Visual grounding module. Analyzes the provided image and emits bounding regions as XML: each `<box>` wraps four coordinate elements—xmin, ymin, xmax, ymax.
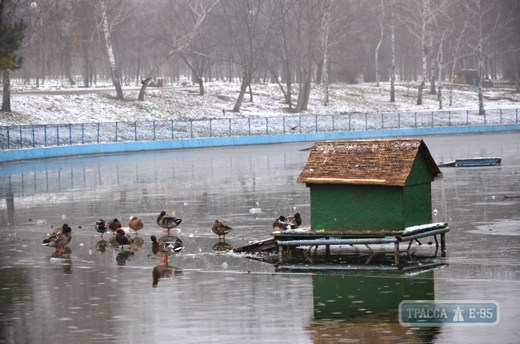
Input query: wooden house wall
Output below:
<box><xmin>403</xmin><ymin>183</ymin><xmax>432</xmax><ymax>227</ymax></box>
<box><xmin>310</xmin><ymin>184</ymin><xmax>404</xmax><ymax>231</ymax></box>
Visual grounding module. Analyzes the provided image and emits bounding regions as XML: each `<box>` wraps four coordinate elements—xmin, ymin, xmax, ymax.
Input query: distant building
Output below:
<box><xmin>453</xmin><ymin>69</ymin><xmax>493</xmax><ymax>87</ymax></box>
<box><xmin>297</xmin><ymin>139</ymin><xmax>442</xmax><ymax>233</ymax></box>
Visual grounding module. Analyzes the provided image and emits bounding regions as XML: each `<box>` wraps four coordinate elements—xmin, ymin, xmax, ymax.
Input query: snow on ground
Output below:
<box><xmin>1</xmin><ymin>79</ymin><xmax>519</xmax><ymax>126</ymax></box>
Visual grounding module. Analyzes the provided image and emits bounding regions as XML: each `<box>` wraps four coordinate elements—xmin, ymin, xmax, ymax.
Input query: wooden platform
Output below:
<box><xmin>439</xmin><ymin>157</ymin><xmax>501</xmax><ymax>167</ymax></box>
<box><xmin>234</xmin><ymin>224</ymin><xmax>449</xmax><ymax>265</ymax></box>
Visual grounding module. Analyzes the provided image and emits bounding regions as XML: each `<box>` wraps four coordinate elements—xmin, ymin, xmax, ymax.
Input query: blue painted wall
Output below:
<box><xmin>1</xmin><ymin>124</ymin><xmax>519</xmax><ymax>164</ymax></box>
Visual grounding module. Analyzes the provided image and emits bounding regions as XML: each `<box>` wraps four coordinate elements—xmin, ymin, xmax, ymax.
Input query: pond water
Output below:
<box><xmin>1</xmin><ymin>132</ymin><xmax>519</xmax><ymax>343</ymax></box>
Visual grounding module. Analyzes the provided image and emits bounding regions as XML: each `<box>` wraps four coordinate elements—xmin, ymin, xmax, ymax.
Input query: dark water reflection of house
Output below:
<box><xmin>309</xmin><ymin>272</ymin><xmax>440</xmax><ymax>343</ymax></box>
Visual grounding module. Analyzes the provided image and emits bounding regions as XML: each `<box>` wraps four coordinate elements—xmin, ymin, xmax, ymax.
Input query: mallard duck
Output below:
<box><xmin>272</xmin><ymin>216</ymin><xmax>291</xmax><ymax>231</ymax></box>
<box><xmin>43</xmin><ymin>224</ymin><xmax>73</xmax><ymax>254</ymax></box>
<box><xmin>129</xmin><ymin>216</ymin><xmax>144</xmax><ymax>235</ymax></box>
<box><xmin>211</xmin><ymin>219</ymin><xmax>233</xmax><ymax>241</ymax></box>
<box><xmin>157</xmin><ymin>211</ymin><xmax>182</xmax><ymax>236</ymax></box>
<box><xmin>95</xmin><ymin>219</ymin><xmax>107</xmax><ymax>237</ymax></box>
<box><xmin>108</xmin><ymin>218</ymin><xmax>122</xmax><ymax>234</ymax></box>
<box><xmin>150</xmin><ymin>235</ymin><xmax>184</xmax><ymax>265</ymax></box>
<box><xmin>286</xmin><ymin>213</ymin><xmax>302</xmax><ymax>229</ymax></box>
<box><xmin>115</xmin><ymin>228</ymin><xmax>134</xmax><ymax>251</ymax></box>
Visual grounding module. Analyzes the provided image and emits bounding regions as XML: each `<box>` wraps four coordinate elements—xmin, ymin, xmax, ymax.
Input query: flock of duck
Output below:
<box><xmin>41</xmin><ymin>210</ymin><xmax>303</xmax><ymax>266</ymax></box>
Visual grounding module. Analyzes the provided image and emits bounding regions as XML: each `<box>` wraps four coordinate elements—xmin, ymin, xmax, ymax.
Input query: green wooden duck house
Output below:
<box><xmin>297</xmin><ymin>139</ymin><xmax>442</xmax><ymax>233</ymax></box>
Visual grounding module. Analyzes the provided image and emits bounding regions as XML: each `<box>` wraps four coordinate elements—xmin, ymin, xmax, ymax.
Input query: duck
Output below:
<box><xmin>42</xmin><ymin>224</ymin><xmax>73</xmax><ymax>254</ymax></box>
<box><xmin>286</xmin><ymin>212</ymin><xmax>302</xmax><ymax>229</ymax></box>
<box><xmin>150</xmin><ymin>235</ymin><xmax>184</xmax><ymax>265</ymax></box>
<box><xmin>115</xmin><ymin>228</ymin><xmax>134</xmax><ymax>251</ymax></box>
<box><xmin>129</xmin><ymin>216</ymin><xmax>144</xmax><ymax>235</ymax></box>
<box><xmin>211</xmin><ymin>219</ymin><xmax>233</xmax><ymax>241</ymax></box>
<box><xmin>157</xmin><ymin>211</ymin><xmax>182</xmax><ymax>236</ymax></box>
<box><xmin>95</xmin><ymin>219</ymin><xmax>107</xmax><ymax>237</ymax></box>
<box><xmin>107</xmin><ymin>218</ymin><xmax>122</xmax><ymax>235</ymax></box>
<box><xmin>272</xmin><ymin>216</ymin><xmax>291</xmax><ymax>231</ymax></box>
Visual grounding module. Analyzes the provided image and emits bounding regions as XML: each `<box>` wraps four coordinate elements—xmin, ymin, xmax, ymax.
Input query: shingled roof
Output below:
<box><xmin>297</xmin><ymin>139</ymin><xmax>442</xmax><ymax>186</ymax></box>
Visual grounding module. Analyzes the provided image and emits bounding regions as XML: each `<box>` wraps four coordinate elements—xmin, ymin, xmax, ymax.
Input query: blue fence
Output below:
<box><xmin>1</xmin><ymin>108</ymin><xmax>519</xmax><ymax>151</ymax></box>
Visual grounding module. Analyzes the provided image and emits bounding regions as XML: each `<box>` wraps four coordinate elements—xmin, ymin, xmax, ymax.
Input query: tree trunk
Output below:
<box><xmin>64</xmin><ymin>51</ymin><xmax>75</xmax><ymax>86</ymax></box>
<box><xmin>477</xmin><ymin>0</ymin><xmax>485</xmax><ymax>115</ymax></box>
<box><xmin>323</xmin><ymin>56</ymin><xmax>329</xmax><ymax>105</ymax></box>
<box><xmin>514</xmin><ymin>58</ymin><xmax>519</xmax><ymax>93</ymax></box>
<box><xmin>295</xmin><ymin>65</ymin><xmax>312</xmax><ymax>112</ymax></box>
<box><xmin>375</xmin><ymin>0</ymin><xmax>384</xmax><ymax>87</ymax></box>
<box><xmin>418</xmin><ymin>0</ymin><xmax>428</xmax><ymax>105</ymax></box>
<box><xmin>438</xmin><ymin>83</ymin><xmax>442</xmax><ymax>109</ymax></box>
<box><xmin>417</xmin><ymin>80</ymin><xmax>424</xmax><ymax>105</ymax></box>
<box><xmin>286</xmin><ymin>74</ymin><xmax>292</xmax><ymax>108</ymax></box>
<box><xmin>429</xmin><ymin>36</ymin><xmax>436</xmax><ymax>94</ymax></box>
<box><xmin>100</xmin><ymin>1</ymin><xmax>124</xmax><ymax>100</ymax></box>
<box><xmin>315</xmin><ymin>58</ymin><xmax>323</xmax><ymax>85</ymax></box>
<box><xmin>82</xmin><ymin>41</ymin><xmax>90</xmax><ymax>88</ymax></box>
<box><xmin>390</xmin><ymin>0</ymin><xmax>395</xmax><ymax>102</ymax></box>
<box><xmin>198</xmin><ymin>77</ymin><xmax>205</xmax><ymax>96</ymax></box>
<box><xmin>321</xmin><ymin>10</ymin><xmax>330</xmax><ymax>105</ymax></box>
<box><xmin>295</xmin><ymin>18</ymin><xmax>314</xmax><ymax>112</ymax></box>
<box><xmin>449</xmin><ymin>58</ymin><xmax>457</xmax><ymax>106</ymax></box>
<box><xmin>1</xmin><ymin>70</ymin><xmax>11</xmax><ymax>112</ymax></box>
<box><xmin>232</xmin><ymin>74</ymin><xmax>250</xmax><ymax>112</ymax></box>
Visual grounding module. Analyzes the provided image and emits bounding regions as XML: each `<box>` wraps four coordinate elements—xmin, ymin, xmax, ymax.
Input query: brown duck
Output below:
<box><xmin>43</xmin><ymin>224</ymin><xmax>73</xmax><ymax>254</ymax></box>
<box><xmin>211</xmin><ymin>219</ymin><xmax>233</xmax><ymax>241</ymax></box>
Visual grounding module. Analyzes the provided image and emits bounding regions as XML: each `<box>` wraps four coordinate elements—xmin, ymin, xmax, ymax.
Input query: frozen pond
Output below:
<box><xmin>1</xmin><ymin>132</ymin><xmax>519</xmax><ymax>343</ymax></box>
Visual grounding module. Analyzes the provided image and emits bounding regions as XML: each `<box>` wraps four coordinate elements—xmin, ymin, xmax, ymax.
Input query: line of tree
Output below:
<box><xmin>2</xmin><ymin>0</ymin><xmax>519</xmax><ymax>115</ymax></box>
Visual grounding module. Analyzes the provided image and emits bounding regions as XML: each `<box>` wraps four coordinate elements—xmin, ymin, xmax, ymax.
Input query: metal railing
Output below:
<box><xmin>1</xmin><ymin>108</ymin><xmax>519</xmax><ymax>150</ymax></box>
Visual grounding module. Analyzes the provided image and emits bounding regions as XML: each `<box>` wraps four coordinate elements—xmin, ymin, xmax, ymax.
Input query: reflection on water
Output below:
<box><xmin>49</xmin><ymin>247</ymin><xmax>73</xmax><ymax>274</ymax></box>
<box><xmin>0</xmin><ymin>134</ymin><xmax>519</xmax><ymax>343</ymax></box>
<box><xmin>116</xmin><ymin>251</ymin><xmax>135</xmax><ymax>265</ymax></box>
<box><xmin>95</xmin><ymin>239</ymin><xmax>108</xmax><ymax>252</ymax></box>
<box><xmin>152</xmin><ymin>265</ymin><xmax>182</xmax><ymax>287</ymax></box>
<box><xmin>212</xmin><ymin>241</ymin><xmax>233</xmax><ymax>252</ymax></box>
<box><xmin>309</xmin><ymin>272</ymin><xmax>440</xmax><ymax>343</ymax></box>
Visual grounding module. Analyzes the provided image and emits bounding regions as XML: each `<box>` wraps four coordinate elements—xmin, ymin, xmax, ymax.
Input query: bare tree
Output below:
<box><xmin>320</xmin><ymin>1</ymin><xmax>340</xmax><ymax>105</ymax></box>
<box><xmin>462</xmin><ymin>0</ymin><xmax>492</xmax><ymax>115</ymax></box>
<box><xmin>138</xmin><ymin>0</ymin><xmax>219</xmax><ymax>101</ymax></box>
<box><xmin>295</xmin><ymin>0</ymin><xmax>326</xmax><ymax>112</ymax></box>
<box><xmin>99</xmin><ymin>1</ymin><xmax>124</xmax><ymax>99</ymax></box>
<box><xmin>215</xmin><ymin>0</ymin><xmax>266</xmax><ymax>112</ymax></box>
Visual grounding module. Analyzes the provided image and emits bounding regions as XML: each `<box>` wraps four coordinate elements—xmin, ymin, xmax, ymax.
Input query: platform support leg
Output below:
<box><xmin>325</xmin><ymin>245</ymin><xmax>330</xmax><ymax>256</ymax></box>
<box><xmin>406</xmin><ymin>240</ymin><xmax>413</xmax><ymax>255</ymax></box>
<box><xmin>278</xmin><ymin>245</ymin><xmax>284</xmax><ymax>262</ymax></box>
<box><xmin>394</xmin><ymin>241</ymin><xmax>400</xmax><ymax>265</ymax></box>
<box><xmin>440</xmin><ymin>233</ymin><xmax>446</xmax><ymax>257</ymax></box>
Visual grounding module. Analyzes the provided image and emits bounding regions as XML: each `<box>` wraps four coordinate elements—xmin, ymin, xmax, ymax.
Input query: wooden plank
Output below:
<box><xmin>274</xmin><ymin>233</ymin><xmax>386</xmax><ymax>241</ymax></box>
<box><xmin>233</xmin><ymin>238</ymin><xmax>277</xmax><ymax>253</ymax></box>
